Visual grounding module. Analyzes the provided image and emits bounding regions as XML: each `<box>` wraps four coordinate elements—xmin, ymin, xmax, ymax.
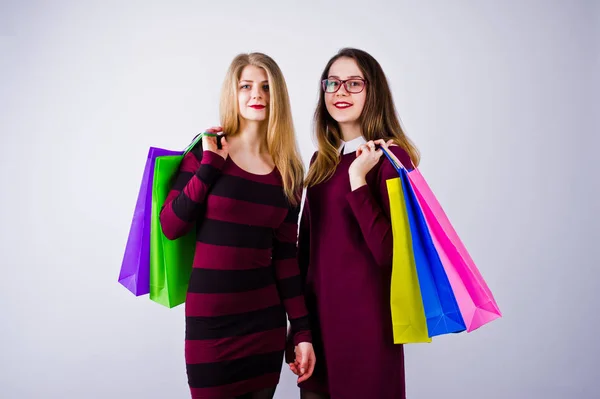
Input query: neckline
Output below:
<box><xmin>338</xmin><ymin>135</ymin><xmax>367</xmax><ymax>155</ymax></box>
<box><xmin>227</xmin><ymin>156</ymin><xmax>277</xmax><ymax>177</ymax></box>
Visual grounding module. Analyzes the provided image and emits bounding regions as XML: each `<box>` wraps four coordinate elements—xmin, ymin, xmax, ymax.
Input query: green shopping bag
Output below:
<box><xmin>149</xmin><ymin>135</ymin><xmax>202</xmax><ymax>308</ymax></box>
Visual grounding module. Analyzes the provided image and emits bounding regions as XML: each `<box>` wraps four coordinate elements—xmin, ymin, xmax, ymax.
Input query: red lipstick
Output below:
<box><xmin>334</xmin><ymin>102</ymin><xmax>352</xmax><ymax>109</ymax></box>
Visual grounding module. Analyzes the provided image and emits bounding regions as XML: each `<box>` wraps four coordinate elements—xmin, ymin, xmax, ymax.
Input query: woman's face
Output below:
<box><xmin>323</xmin><ymin>57</ymin><xmax>367</xmax><ymax>126</ymax></box>
<box><xmin>238</xmin><ymin>65</ymin><xmax>270</xmax><ymax>122</ymax></box>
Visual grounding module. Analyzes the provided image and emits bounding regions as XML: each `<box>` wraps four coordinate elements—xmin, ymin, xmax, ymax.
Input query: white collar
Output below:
<box><xmin>338</xmin><ymin>136</ymin><xmax>367</xmax><ymax>155</ymax></box>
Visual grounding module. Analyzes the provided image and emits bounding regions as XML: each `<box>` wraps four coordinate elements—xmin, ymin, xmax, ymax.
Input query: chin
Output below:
<box><xmin>248</xmin><ymin>116</ymin><xmax>267</xmax><ymax>122</ymax></box>
<box><xmin>241</xmin><ymin>113</ymin><xmax>268</xmax><ymax>122</ymax></box>
<box><xmin>331</xmin><ymin>114</ymin><xmax>360</xmax><ymax>124</ymax></box>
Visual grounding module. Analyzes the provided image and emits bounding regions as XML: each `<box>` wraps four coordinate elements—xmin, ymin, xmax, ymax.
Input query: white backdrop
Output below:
<box><xmin>1</xmin><ymin>1</ymin><xmax>598</xmax><ymax>398</ymax></box>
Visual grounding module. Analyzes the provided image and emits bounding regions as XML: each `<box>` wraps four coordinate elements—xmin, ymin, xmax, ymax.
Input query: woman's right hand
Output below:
<box><xmin>288</xmin><ymin>342</ymin><xmax>316</xmax><ymax>383</ymax></box>
<box><xmin>201</xmin><ymin>126</ymin><xmax>228</xmax><ymax>160</ymax></box>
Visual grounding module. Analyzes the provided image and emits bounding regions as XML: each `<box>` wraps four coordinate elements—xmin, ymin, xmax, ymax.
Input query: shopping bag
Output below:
<box><xmin>119</xmin><ymin>147</ymin><xmax>181</xmax><ymax>296</ymax></box>
<box><xmin>398</xmin><ymin>166</ymin><xmax>466</xmax><ymax>336</ymax></box>
<box><xmin>149</xmin><ymin>135</ymin><xmax>203</xmax><ymax>308</ymax></box>
<box><xmin>408</xmin><ymin>169</ymin><xmax>502</xmax><ymax>331</ymax></box>
<box><xmin>387</xmin><ymin>177</ymin><xmax>431</xmax><ymax>344</ymax></box>
<box><xmin>118</xmin><ymin>148</ymin><xmax>155</xmax><ymax>296</ymax></box>
<box><xmin>382</xmin><ymin>147</ymin><xmax>501</xmax><ymax>332</ymax></box>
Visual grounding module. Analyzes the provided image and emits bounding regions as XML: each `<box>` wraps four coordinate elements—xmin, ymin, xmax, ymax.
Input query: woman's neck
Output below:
<box><xmin>339</xmin><ymin>122</ymin><xmax>362</xmax><ymax>142</ymax></box>
<box><xmin>231</xmin><ymin>120</ymin><xmax>268</xmax><ymax>155</ymax></box>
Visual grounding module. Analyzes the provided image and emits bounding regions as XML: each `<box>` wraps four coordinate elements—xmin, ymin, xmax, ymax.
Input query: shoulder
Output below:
<box><xmin>186</xmin><ymin>134</ymin><xmax>205</xmax><ymax>162</ymax></box>
<box><xmin>376</xmin><ymin>145</ymin><xmax>413</xmax><ymax>182</ymax></box>
<box><xmin>387</xmin><ymin>145</ymin><xmax>413</xmax><ymax>170</ymax></box>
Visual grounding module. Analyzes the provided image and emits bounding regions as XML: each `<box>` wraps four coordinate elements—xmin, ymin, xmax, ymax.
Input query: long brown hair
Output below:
<box><xmin>220</xmin><ymin>52</ymin><xmax>304</xmax><ymax>206</ymax></box>
<box><xmin>305</xmin><ymin>48</ymin><xmax>420</xmax><ymax>187</ymax></box>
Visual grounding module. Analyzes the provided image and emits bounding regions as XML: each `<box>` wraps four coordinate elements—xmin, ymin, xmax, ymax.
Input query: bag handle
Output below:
<box><xmin>182</xmin><ymin>132</ymin><xmax>220</xmax><ymax>155</ymax></box>
<box><xmin>379</xmin><ymin>145</ymin><xmax>408</xmax><ymax>171</ymax></box>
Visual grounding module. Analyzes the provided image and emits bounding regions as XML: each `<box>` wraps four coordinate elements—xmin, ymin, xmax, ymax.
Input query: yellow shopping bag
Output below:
<box><xmin>387</xmin><ymin>177</ymin><xmax>432</xmax><ymax>344</ymax></box>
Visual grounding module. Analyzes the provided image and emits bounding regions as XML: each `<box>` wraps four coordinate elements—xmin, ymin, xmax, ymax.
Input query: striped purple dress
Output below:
<box><xmin>159</xmin><ymin>143</ymin><xmax>311</xmax><ymax>399</ymax></box>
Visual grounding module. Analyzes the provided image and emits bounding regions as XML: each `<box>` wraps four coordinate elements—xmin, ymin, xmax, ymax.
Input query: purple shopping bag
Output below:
<box><xmin>118</xmin><ymin>147</ymin><xmax>182</xmax><ymax>295</ymax></box>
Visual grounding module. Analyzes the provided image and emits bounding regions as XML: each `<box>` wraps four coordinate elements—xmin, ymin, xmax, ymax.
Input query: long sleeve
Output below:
<box><xmin>273</xmin><ymin>204</ymin><xmax>312</xmax><ymax>346</ymax></box>
<box><xmin>345</xmin><ymin>146</ymin><xmax>412</xmax><ymax>269</ymax></box>
<box><xmin>159</xmin><ymin>146</ymin><xmax>225</xmax><ymax>240</ymax></box>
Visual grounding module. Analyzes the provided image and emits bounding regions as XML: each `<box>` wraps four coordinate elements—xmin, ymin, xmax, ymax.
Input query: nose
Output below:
<box><xmin>335</xmin><ymin>84</ymin><xmax>349</xmax><ymax>96</ymax></box>
<box><xmin>251</xmin><ymin>85</ymin><xmax>263</xmax><ymax>99</ymax></box>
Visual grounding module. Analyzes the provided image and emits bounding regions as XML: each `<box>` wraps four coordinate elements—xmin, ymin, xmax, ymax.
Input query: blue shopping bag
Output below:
<box><xmin>384</xmin><ymin>148</ymin><xmax>466</xmax><ymax>337</ymax></box>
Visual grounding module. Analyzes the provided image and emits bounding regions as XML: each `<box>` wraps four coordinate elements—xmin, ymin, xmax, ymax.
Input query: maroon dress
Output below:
<box><xmin>160</xmin><ymin>144</ymin><xmax>311</xmax><ymax>399</ymax></box>
<box><xmin>296</xmin><ymin>146</ymin><xmax>412</xmax><ymax>399</ymax></box>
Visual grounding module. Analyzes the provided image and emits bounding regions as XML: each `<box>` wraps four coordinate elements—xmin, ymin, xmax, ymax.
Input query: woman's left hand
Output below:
<box><xmin>348</xmin><ymin>139</ymin><xmax>395</xmax><ymax>190</ymax></box>
<box><xmin>288</xmin><ymin>342</ymin><xmax>316</xmax><ymax>383</ymax></box>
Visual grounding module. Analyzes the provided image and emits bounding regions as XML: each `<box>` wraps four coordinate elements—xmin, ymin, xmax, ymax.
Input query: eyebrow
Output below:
<box><xmin>328</xmin><ymin>75</ymin><xmax>364</xmax><ymax>79</ymax></box>
<box><xmin>239</xmin><ymin>80</ymin><xmax>269</xmax><ymax>83</ymax></box>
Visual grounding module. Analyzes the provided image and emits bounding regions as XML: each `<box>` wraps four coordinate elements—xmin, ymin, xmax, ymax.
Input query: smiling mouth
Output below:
<box><xmin>334</xmin><ymin>102</ymin><xmax>353</xmax><ymax>109</ymax></box>
<box><xmin>250</xmin><ymin>105</ymin><xmax>266</xmax><ymax>109</ymax></box>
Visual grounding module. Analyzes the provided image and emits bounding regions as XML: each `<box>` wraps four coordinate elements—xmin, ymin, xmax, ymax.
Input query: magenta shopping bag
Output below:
<box><xmin>118</xmin><ymin>147</ymin><xmax>182</xmax><ymax>296</ymax></box>
<box><xmin>408</xmin><ymin>169</ymin><xmax>501</xmax><ymax>332</ymax></box>
<box><xmin>381</xmin><ymin>148</ymin><xmax>501</xmax><ymax>332</ymax></box>
<box><xmin>408</xmin><ymin>169</ymin><xmax>502</xmax><ymax>332</ymax></box>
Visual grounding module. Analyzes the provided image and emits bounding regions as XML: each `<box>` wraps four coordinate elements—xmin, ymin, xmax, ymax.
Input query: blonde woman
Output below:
<box><xmin>160</xmin><ymin>53</ymin><xmax>315</xmax><ymax>399</ymax></box>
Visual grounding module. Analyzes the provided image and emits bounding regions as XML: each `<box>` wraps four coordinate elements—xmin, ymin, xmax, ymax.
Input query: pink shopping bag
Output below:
<box><xmin>408</xmin><ymin>169</ymin><xmax>502</xmax><ymax>331</ymax></box>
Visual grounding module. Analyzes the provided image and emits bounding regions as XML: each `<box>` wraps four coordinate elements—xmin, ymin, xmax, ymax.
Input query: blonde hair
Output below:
<box><xmin>305</xmin><ymin>48</ymin><xmax>420</xmax><ymax>187</ymax></box>
<box><xmin>220</xmin><ymin>53</ymin><xmax>304</xmax><ymax>206</ymax></box>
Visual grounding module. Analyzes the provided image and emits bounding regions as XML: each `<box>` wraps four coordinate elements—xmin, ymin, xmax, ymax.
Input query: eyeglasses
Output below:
<box><xmin>322</xmin><ymin>78</ymin><xmax>367</xmax><ymax>94</ymax></box>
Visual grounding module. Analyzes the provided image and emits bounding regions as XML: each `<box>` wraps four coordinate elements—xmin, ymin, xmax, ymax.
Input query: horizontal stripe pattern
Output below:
<box><xmin>187</xmin><ymin>351</ymin><xmax>283</xmax><ymax>388</ymax></box>
<box><xmin>186</xmin><ymin>305</ymin><xmax>286</xmax><ymax>340</ymax></box>
<box><xmin>283</xmin><ymin>298</ymin><xmax>311</xmax><ymax>327</ymax></box>
<box><xmin>159</xmin><ymin>147</ymin><xmax>224</xmax><ymax>240</ymax></box>
<box><xmin>195</xmin><ymin>163</ymin><xmax>221</xmax><ymax>186</ymax></box>
<box><xmin>209</xmin><ymin>174</ymin><xmax>289</xmax><ymax>208</ymax></box>
<box><xmin>185</xmin><ymin>286</ymin><xmax>281</xmax><ymax>317</ymax></box>
<box><xmin>275</xmin><ymin>275</ymin><xmax>303</xmax><ymax>299</ymax></box>
<box><xmin>187</xmin><ymin>267</ymin><xmax>276</xmax><ymax>294</ymax></box>
<box><xmin>173</xmin><ymin>183</ymin><xmax>204</xmax><ymax>223</ymax></box>
<box><xmin>196</xmin><ymin>218</ymin><xmax>274</xmax><ymax>249</ymax></box>
<box><xmin>171</xmin><ymin>171</ymin><xmax>194</xmax><ymax>191</ymax></box>
<box><xmin>289</xmin><ymin>314</ymin><xmax>310</xmax><ymax>329</ymax></box>
<box><xmin>192</xmin><ymin>242</ymin><xmax>272</xmax><ymax>270</ymax></box>
<box><xmin>166</xmin><ymin>157</ymin><xmax>311</xmax><ymax>398</ymax></box>
<box><xmin>205</xmin><ymin>195</ymin><xmax>287</xmax><ymax>227</ymax></box>
<box><xmin>271</xmin><ymin>258</ymin><xmax>299</xmax><ymax>280</ymax></box>
<box><xmin>189</xmin><ymin>372</ymin><xmax>281</xmax><ymax>399</ymax></box>
<box><xmin>185</xmin><ymin>327</ymin><xmax>286</xmax><ymax>364</ymax></box>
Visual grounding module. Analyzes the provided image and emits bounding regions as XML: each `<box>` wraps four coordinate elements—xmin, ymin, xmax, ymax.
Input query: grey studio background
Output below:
<box><xmin>1</xmin><ymin>1</ymin><xmax>598</xmax><ymax>398</ymax></box>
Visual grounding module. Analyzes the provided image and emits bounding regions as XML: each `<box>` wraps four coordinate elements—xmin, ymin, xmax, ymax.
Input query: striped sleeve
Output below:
<box><xmin>273</xmin><ymin>204</ymin><xmax>312</xmax><ymax>346</ymax></box>
<box><xmin>159</xmin><ymin>147</ymin><xmax>225</xmax><ymax>240</ymax></box>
